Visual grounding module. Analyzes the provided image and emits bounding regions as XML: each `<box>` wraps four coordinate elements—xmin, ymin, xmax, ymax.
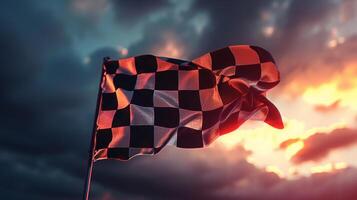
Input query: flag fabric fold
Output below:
<box><xmin>94</xmin><ymin>45</ymin><xmax>283</xmax><ymax>161</ymax></box>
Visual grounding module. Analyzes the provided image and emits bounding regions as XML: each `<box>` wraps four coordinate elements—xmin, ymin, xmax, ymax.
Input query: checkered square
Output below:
<box><xmin>198</xmin><ymin>68</ymin><xmax>216</xmax><ymax>89</ymax></box>
<box><xmin>109</xmin><ymin>127</ymin><xmax>130</xmax><ymax>148</ymax></box>
<box><xmin>155</xmin><ymin>70</ymin><xmax>178</xmax><ymax>90</ymax></box>
<box><xmin>97</xmin><ymin>110</ymin><xmax>116</xmax><ymax>129</ymax></box>
<box><xmin>179</xmin><ymin>108</ymin><xmax>203</xmax><ymax>130</ymax></box>
<box><xmin>217</xmin><ymin>81</ymin><xmax>239</xmax><ymax>105</ymax></box>
<box><xmin>154</xmin><ymin>126</ymin><xmax>175</xmax><ymax>148</ymax></box>
<box><xmin>135</xmin><ymin>73</ymin><xmax>155</xmax><ymax>89</ymax></box>
<box><xmin>135</xmin><ymin>55</ymin><xmax>158</xmax><ymax>73</ymax></box>
<box><xmin>202</xmin><ymin>107</ymin><xmax>223</xmax><ymax>130</ymax></box>
<box><xmin>235</xmin><ymin>64</ymin><xmax>261</xmax><ymax>81</ymax></box>
<box><xmin>177</xmin><ymin>127</ymin><xmax>203</xmax><ymax>148</ymax></box>
<box><xmin>229</xmin><ymin>45</ymin><xmax>260</xmax><ymax>65</ymax></box>
<box><xmin>118</xmin><ymin>57</ymin><xmax>137</xmax><ymax>75</ymax></box>
<box><xmin>210</xmin><ymin>47</ymin><xmax>235</xmax><ymax>70</ymax></box>
<box><xmin>153</xmin><ymin>90</ymin><xmax>178</xmax><ymax>107</ymax></box>
<box><xmin>130</xmin><ymin>104</ymin><xmax>154</xmax><ymax>125</ymax></box>
<box><xmin>130</xmin><ymin>125</ymin><xmax>154</xmax><ymax>148</ymax></box>
<box><xmin>154</xmin><ymin>107</ymin><xmax>179</xmax><ymax>128</ymax></box>
<box><xmin>113</xmin><ymin>74</ymin><xmax>137</xmax><ymax>90</ymax></box>
<box><xmin>179</xmin><ymin>70</ymin><xmax>199</xmax><ymax>90</ymax></box>
<box><xmin>107</xmin><ymin>148</ymin><xmax>129</xmax><ymax>160</ymax></box>
<box><xmin>156</xmin><ymin>57</ymin><xmax>179</xmax><ymax>72</ymax></box>
<box><xmin>192</xmin><ymin>53</ymin><xmax>212</xmax><ymax>70</ymax></box>
<box><xmin>95</xmin><ymin>128</ymin><xmax>112</xmax><ymax>150</ymax></box>
<box><xmin>94</xmin><ymin>45</ymin><xmax>283</xmax><ymax>161</ymax></box>
<box><xmin>178</xmin><ymin>90</ymin><xmax>202</xmax><ymax>111</ymax></box>
<box><xmin>104</xmin><ymin>60</ymin><xmax>119</xmax><ymax>74</ymax></box>
<box><xmin>112</xmin><ymin>106</ymin><xmax>130</xmax><ymax>127</ymax></box>
<box><xmin>199</xmin><ymin>87</ymin><xmax>223</xmax><ymax>111</ymax></box>
<box><xmin>131</xmin><ymin>89</ymin><xmax>153</xmax><ymax>107</ymax></box>
<box><xmin>101</xmin><ymin>92</ymin><xmax>117</xmax><ymax>111</ymax></box>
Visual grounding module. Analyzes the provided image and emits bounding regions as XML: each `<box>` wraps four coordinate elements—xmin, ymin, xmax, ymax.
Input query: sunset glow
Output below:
<box><xmin>285</xmin><ymin>141</ymin><xmax>304</xmax><ymax>160</ymax></box>
<box><xmin>265</xmin><ymin>165</ymin><xmax>284</xmax><ymax>177</ymax></box>
<box><xmin>302</xmin><ymin>64</ymin><xmax>357</xmax><ymax>109</ymax></box>
<box><xmin>262</xmin><ymin>26</ymin><xmax>275</xmax><ymax>37</ymax></box>
<box><xmin>310</xmin><ymin>162</ymin><xmax>348</xmax><ymax>174</ymax></box>
<box><xmin>153</xmin><ymin>33</ymin><xmax>185</xmax><ymax>58</ymax></box>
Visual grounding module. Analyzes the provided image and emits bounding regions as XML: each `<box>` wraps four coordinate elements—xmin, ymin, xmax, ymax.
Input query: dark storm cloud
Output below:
<box><xmin>128</xmin><ymin>16</ymin><xmax>199</xmax><ymax>58</ymax></box>
<box><xmin>110</xmin><ymin>0</ymin><xmax>171</xmax><ymax>26</ymax></box>
<box><xmin>269</xmin><ymin>167</ymin><xmax>357</xmax><ymax>200</ymax></box>
<box><xmin>91</xmin><ymin>145</ymin><xmax>279</xmax><ymax>200</ymax></box>
<box><xmin>217</xmin><ymin>167</ymin><xmax>357</xmax><ymax>200</ymax></box>
<box><xmin>126</xmin><ymin>0</ymin><xmax>273</xmax><ymax>60</ymax></box>
<box><xmin>0</xmin><ymin>151</ymin><xmax>83</xmax><ymax>200</ymax></box>
<box><xmin>284</xmin><ymin>128</ymin><xmax>357</xmax><ymax>164</ymax></box>
<box><xmin>119</xmin><ymin>0</ymin><xmax>203</xmax><ymax>59</ymax></box>
<box><xmin>272</xmin><ymin>0</ymin><xmax>348</xmax><ymax>89</ymax></box>
<box><xmin>273</xmin><ymin>0</ymin><xmax>338</xmax><ymax>52</ymax></box>
<box><xmin>0</xmin><ymin>1</ymin><xmax>105</xmax><ymax>199</ymax></box>
<box><xmin>277</xmin><ymin>0</ymin><xmax>337</xmax><ymax>44</ymax></box>
<box><xmin>189</xmin><ymin>0</ymin><xmax>272</xmax><ymax>58</ymax></box>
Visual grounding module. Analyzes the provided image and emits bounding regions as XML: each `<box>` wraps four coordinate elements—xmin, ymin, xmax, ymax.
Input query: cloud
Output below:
<box><xmin>268</xmin><ymin>167</ymin><xmax>357</xmax><ymax>200</ymax></box>
<box><xmin>91</xmin><ymin>143</ymin><xmax>357</xmax><ymax>200</ymax></box>
<box><xmin>276</xmin><ymin>3</ymin><xmax>357</xmax><ymax>97</ymax></box>
<box><xmin>283</xmin><ymin>128</ymin><xmax>357</xmax><ymax>164</ymax></box>
<box><xmin>314</xmin><ymin>100</ymin><xmax>341</xmax><ymax>113</ymax></box>
<box><xmin>91</xmin><ymin>144</ymin><xmax>259</xmax><ymax>200</ymax></box>
<box><xmin>279</xmin><ymin>138</ymin><xmax>301</xmax><ymax>149</ymax></box>
<box><xmin>0</xmin><ymin>1</ymin><xmax>106</xmax><ymax>199</ymax></box>
<box><xmin>110</xmin><ymin>0</ymin><xmax>171</xmax><ymax>26</ymax></box>
<box><xmin>128</xmin><ymin>17</ymin><xmax>198</xmax><ymax>59</ymax></box>
<box><xmin>277</xmin><ymin>0</ymin><xmax>337</xmax><ymax>44</ymax></box>
<box><xmin>0</xmin><ymin>0</ymin><xmax>103</xmax><ymax>155</ymax></box>
<box><xmin>89</xmin><ymin>144</ymin><xmax>357</xmax><ymax>200</ymax></box>
<box><xmin>189</xmin><ymin>0</ymin><xmax>272</xmax><ymax>57</ymax></box>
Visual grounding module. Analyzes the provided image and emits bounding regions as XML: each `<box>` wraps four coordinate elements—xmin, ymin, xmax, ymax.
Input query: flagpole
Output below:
<box><xmin>83</xmin><ymin>59</ymin><xmax>106</xmax><ymax>200</ymax></box>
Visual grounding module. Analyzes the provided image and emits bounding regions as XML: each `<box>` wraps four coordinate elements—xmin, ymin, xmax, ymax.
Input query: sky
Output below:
<box><xmin>1</xmin><ymin>0</ymin><xmax>357</xmax><ymax>199</ymax></box>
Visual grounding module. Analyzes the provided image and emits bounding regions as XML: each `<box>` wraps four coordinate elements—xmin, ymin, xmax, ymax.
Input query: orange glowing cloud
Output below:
<box><xmin>280</xmin><ymin>36</ymin><xmax>357</xmax><ymax>103</ymax></box>
<box><xmin>310</xmin><ymin>162</ymin><xmax>348</xmax><ymax>174</ymax></box>
<box><xmin>279</xmin><ymin>138</ymin><xmax>301</xmax><ymax>149</ymax></box>
<box><xmin>287</xmin><ymin>128</ymin><xmax>357</xmax><ymax>164</ymax></box>
<box><xmin>314</xmin><ymin>100</ymin><xmax>340</xmax><ymax>113</ymax></box>
<box><xmin>301</xmin><ymin>64</ymin><xmax>357</xmax><ymax>110</ymax></box>
<box><xmin>152</xmin><ymin>33</ymin><xmax>185</xmax><ymax>58</ymax></box>
<box><xmin>265</xmin><ymin>165</ymin><xmax>284</xmax><ymax>177</ymax></box>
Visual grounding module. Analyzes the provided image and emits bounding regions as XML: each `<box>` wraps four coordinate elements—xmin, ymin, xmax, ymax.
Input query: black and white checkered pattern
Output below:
<box><xmin>94</xmin><ymin>45</ymin><xmax>283</xmax><ymax>160</ymax></box>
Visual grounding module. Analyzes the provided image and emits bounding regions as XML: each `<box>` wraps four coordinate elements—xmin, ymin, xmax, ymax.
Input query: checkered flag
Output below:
<box><xmin>93</xmin><ymin>45</ymin><xmax>283</xmax><ymax>161</ymax></box>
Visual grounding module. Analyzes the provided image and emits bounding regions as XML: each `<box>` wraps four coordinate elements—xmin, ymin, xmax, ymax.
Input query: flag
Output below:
<box><xmin>93</xmin><ymin>45</ymin><xmax>283</xmax><ymax>161</ymax></box>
